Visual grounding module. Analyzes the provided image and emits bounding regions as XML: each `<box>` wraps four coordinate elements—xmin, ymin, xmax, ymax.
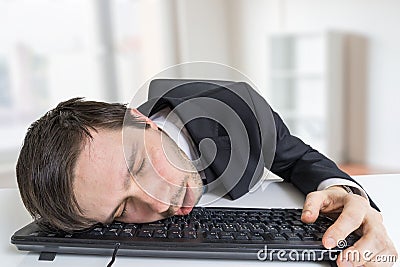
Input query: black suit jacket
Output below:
<box><xmin>138</xmin><ymin>79</ymin><xmax>378</xmax><ymax>210</ymax></box>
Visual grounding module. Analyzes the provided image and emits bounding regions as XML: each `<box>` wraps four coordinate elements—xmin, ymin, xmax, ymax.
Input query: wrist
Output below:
<box><xmin>326</xmin><ymin>185</ymin><xmax>350</xmax><ymax>196</ymax></box>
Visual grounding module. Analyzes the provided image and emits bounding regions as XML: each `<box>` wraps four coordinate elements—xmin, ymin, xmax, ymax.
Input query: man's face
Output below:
<box><xmin>73</xmin><ymin>117</ymin><xmax>204</xmax><ymax>225</ymax></box>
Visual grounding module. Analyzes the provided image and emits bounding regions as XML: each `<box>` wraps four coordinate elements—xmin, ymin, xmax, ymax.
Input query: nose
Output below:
<box><xmin>133</xmin><ymin>183</ymin><xmax>172</xmax><ymax>214</ymax></box>
<box><xmin>148</xmin><ymin>198</ymin><xmax>171</xmax><ymax>214</ymax></box>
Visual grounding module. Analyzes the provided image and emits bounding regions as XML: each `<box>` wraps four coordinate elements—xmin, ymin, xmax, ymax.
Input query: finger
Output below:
<box><xmin>323</xmin><ymin>194</ymin><xmax>369</xmax><ymax>249</ymax></box>
<box><xmin>301</xmin><ymin>189</ymin><xmax>344</xmax><ymax>223</ymax></box>
<box><xmin>301</xmin><ymin>191</ymin><xmax>326</xmax><ymax>223</ymax></box>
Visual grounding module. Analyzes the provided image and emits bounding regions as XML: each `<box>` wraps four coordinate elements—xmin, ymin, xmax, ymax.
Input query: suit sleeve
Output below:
<box><xmin>269</xmin><ymin>110</ymin><xmax>379</xmax><ymax>211</ymax></box>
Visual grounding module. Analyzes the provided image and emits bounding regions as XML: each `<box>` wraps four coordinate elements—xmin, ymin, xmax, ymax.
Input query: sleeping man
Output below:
<box><xmin>16</xmin><ymin>80</ymin><xmax>397</xmax><ymax>266</ymax></box>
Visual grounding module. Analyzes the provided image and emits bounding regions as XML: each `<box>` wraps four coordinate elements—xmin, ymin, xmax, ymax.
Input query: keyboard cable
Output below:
<box><xmin>107</xmin><ymin>242</ymin><xmax>121</xmax><ymax>267</ymax></box>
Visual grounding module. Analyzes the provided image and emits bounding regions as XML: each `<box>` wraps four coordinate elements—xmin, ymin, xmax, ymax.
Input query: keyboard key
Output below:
<box><xmin>267</xmin><ymin>233</ymin><xmax>286</xmax><ymax>241</ymax></box>
<box><xmin>204</xmin><ymin>231</ymin><xmax>219</xmax><ymax>239</ymax></box>
<box><xmin>263</xmin><ymin>226</ymin><xmax>279</xmax><ymax>234</ymax></box>
<box><xmin>301</xmin><ymin>233</ymin><xmax>316</xmax><ymax>241</ymax></box>
<box><xmin>292</xmin><ymin>226</ymin><xmax>306</xmax><ymax>234</ymax></box>
<box><xmin>168</xmin><ymin>230</ymin><xmax>182</xmax><ymax>238</ymax></box>
<box><xmin>250</xmin><ymin>232</ymin><xmax>264</xmax><ymax>241</ymax></box>
<box><xmin>120</xmin><ymin>229</ymin><xmax>135</xmax><ymax>237</ymax></box>
<box><xmin>104</xmin><ymin>228</ymin><xmax>120</xmax><ymax>237</ymax></box>
<box><xmin>183</xmin><ymin>230</ymin><xmax>197</xmax><ymax>239</ymax></box>
<box><xmin>143</xmin><ymin>223</ymin><xmax>166</xmax><ymax>229</ymax></box>
<box><xmin>124</xmin><ymin>224</ymin><xmax>139</xmax><ymax>229</ymax></box>
<box><xmin>90</xmin><ymin>227</ymin><xmax>104</xmax><ymax>236</ymax></box>
<box><xmin>278</xmin><ymin>225</ymin><xmax>292</xmax><ymax>234</ymax></box>
<box><xmin>252</xmin><ymin>229</ymin><xmax>265</xmax><ymax>234</ymax></box>
<box><xmin>234</xmin><ymin>232</ymin><xmax>249</xmax><ymax>240</ymax></box>
<box><xmin>253</xmin><ymin>223</ymin><xmax>266</xmax><ymax>230</ymax></box>
<box><xmin>291</xmin><ymin>220</ymin><xmax>304</xmax><ymax>226</ymax></box>
<box><xmin>187</xmin><ymin>222</ymin><xmax>199</xmax><ymax>230</ymax></box>
<box><xmin>248</xmin><ymin>217</ymin><xmax>259</xmax><ymax>223</ymax></box>
<box><xmin>110</xmin><ymin>222</ymin><xmax>124</xmax><ymax>229</ymax></box>
<box><xmin>153</xmin><ymin>229</ymin><xmax>167</xmax><ymax>238</ymax></box>
<box><xmin>219</xmin><ymin>232</ymin><xmax>234</xmax><ymax>240</ymax></box>
<box><xmin>137</xmin><ymin>229</ymin><xmax>153</xmax><ymax>238</ymax></box>
<box><xmin>283</xmin><ymin>233</ymin><xmax>301</xmax><ymax>241</ymax></box>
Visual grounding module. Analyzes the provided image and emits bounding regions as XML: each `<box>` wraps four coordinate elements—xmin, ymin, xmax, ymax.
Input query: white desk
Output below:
<box><xmin>1</xmin><ymin>174</ymin><xmax>399</xmax><ymax>266</ymax></box>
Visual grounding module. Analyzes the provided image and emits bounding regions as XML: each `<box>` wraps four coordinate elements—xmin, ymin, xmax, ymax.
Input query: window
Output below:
<box><xmin>0</xmin><ymin>0</ymin><xmax>144</xmax><ymax>171</ymax></box>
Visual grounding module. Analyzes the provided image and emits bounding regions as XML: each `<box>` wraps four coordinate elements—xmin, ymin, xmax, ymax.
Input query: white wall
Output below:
<box><xmin>225</xmin><ymin>0</ymin><xmax>400</xmax><ymax>171</ymax></box>
<box><xmin>175</xmin><ymin>0</ymin><xmax>233</xmax><ymax>65</ymax></box>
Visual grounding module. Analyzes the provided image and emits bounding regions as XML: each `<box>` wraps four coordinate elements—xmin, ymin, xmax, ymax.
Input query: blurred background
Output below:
<box><xmin>1</xmin><ymin>0</ymin><xmax>399</xmax><ymax>187</ymax></box>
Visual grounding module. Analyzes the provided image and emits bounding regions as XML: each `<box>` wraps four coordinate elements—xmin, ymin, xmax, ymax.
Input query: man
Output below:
<box><xmin>16</xmin><ymin>79</ymin><xmax>397</xmax><ymax>266</ymax></box>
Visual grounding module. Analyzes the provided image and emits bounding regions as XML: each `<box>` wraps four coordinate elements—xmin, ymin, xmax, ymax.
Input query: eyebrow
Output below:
<box><xmin>104</xmin><ymin>146</ymin><xmax>138</xmax><ymax>224</ymax></box>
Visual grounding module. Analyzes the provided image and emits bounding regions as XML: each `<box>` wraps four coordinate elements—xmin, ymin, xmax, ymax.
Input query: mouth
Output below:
<box><xmin>175</xmin><ymin>185</ymin><xmax>194</xmax><ymax>216</ymax></box>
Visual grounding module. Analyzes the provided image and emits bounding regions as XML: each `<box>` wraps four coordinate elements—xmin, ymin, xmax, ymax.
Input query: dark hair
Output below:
<box><xmin>16</xmin><ymin>97</ymin><xmax>143</xmax><ymax>232</ymax></box>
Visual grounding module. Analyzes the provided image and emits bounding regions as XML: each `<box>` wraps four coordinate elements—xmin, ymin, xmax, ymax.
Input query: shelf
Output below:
<box><xmin>268</xmin><ymin>32</ymin><xmax>344</xmax><ymax>162</ymax></box>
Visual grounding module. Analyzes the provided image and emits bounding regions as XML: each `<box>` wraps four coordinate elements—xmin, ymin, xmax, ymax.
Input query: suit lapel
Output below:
<box><xmin>137</xmin><ymin>82</ymin><xmax>265</xmax><ymax>200</ymax></box>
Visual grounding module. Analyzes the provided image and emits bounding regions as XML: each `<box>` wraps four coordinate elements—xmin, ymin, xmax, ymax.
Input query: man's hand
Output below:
<box><xmin>301</xmin><ymin>186</ymin><xmax>398</xmax><ymax>266</ymax></box>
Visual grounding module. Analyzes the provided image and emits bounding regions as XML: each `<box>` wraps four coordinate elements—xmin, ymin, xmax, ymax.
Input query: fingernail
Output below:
<box><xmin>325</xmin><ymin>237</ymin><xmax>336</xmax><ymax>249</ymax></box>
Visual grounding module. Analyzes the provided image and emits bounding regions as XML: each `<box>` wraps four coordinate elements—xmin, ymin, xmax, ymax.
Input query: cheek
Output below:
<box><xmin>150</xmin><ymin>147</ymin><xmax>169</xmax><ymax>177</ymax></box>
<box><xmin>123</xmin><ymin>199</ymin><xmax>166</xmax><ymax>224</ymax></box>
<box><xmin>149</xmin><ymin>146</ymin><xmax>183</xmax><ymax>185</ymax></box>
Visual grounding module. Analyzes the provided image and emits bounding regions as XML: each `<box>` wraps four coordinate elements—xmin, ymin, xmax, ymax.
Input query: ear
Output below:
<box><xmin>130</xmin><ymin>108</ymin><xmax>158</xmax><ymax>130</ymax></box>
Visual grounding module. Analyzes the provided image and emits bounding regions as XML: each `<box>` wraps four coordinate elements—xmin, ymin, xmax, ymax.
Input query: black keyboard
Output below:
<box><xmin>11</xmin><ymin>207</ymin><xmax>359</xmax><ymax>262</ymax></box>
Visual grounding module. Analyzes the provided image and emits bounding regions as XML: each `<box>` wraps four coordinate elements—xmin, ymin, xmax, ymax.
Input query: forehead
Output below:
<box><xmin>74</xmin><ymin>127</ymin><xmax>148</xmax><ymax>186</ymax></box>
<box><xmin>76</xmin><ymin>129</ymin><xmax>124</xmax><ymax>176</ymax></box>
<box><xmin>73</xmin><ymin>129</ymin><xmax>128</xmax><ymax>216</ymax></box>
